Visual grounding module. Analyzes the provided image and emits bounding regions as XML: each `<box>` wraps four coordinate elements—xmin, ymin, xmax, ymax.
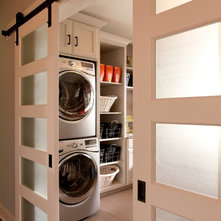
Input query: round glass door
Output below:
<box><xmin>59</xmin><ymin>71</ymin><xmax>94</xmax><ymax>121</ymax></box>
<box><xmin>59</xmin><ymin>153</ymin><xmax>97</xmax><ymax>205</ymax></box>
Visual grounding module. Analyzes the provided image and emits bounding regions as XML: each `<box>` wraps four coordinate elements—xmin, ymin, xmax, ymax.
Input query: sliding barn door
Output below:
<box><xmin>15</xmin><ymin>2</ymin><xmax>59</xmax><ymax>221</ymax></box>
<box><xmin>134</xmin><ymin>0</ymin><xmax>221</xmax><ymax>220</ymax></box>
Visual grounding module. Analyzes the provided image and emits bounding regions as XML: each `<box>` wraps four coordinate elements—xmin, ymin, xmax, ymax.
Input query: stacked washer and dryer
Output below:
<box><xmin>59</xmin><ymin>56</ymin><xmax>100</xmax><ymax>221</ymax></box>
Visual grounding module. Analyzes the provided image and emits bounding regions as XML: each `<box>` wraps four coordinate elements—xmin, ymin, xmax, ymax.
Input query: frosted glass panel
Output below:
<box><xmin>21</xmin><ymin>118</ymin><xmax>47</xmax><ymax>151</ymax></box>
<box><xmin>21</xmin><ymin>24</ymin><xmax>48</xmax><ymax>65</ymax></box>
<box><xmin>21</xmin><ymin>158</ymin><xmax>47</xmax><ymax>199</ymax></box>
<box><xmin>156</xmin><ymin>23</ymin><xmax>221</xmax><ymax>98</ymax></box>
<box><xmin>156</xmin><ymin>124</ymin><xmax>221</xmax><ymax>198</ymax></box>
<box><xmin>22</xmin><ymin>197</ymin><xmax>47</xmax><ymax>221</ymax></box>
<box><xmin>156</xmin><ymin>208</ymin><xmax>191</xmax><ymax>221</ymax></box>
<box><xmin>156</xmin><ymin>0</ymin><xmax>192</xmax><ymax>14</ymax></box>
<box><xmin>21</xmin><ymin>72</ymin><xmax>47</xmax><ymax>105</ymax></box>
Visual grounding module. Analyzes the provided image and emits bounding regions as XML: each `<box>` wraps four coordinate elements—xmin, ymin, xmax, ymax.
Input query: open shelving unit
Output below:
<box><xmin>99</xmin><ymin>32</ymin><xmax>133</xmax><ymax>195</ymax></box>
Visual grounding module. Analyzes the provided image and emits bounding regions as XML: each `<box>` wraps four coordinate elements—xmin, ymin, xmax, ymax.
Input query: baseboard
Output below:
<box><xmin>0</xmin><ymin>204</ymin><xmax>14</xmax><ymax>221</ymax></box>
<box><xmin>100</xmin><ymin>184</ymin><xmax>133</xmax><ymax>198</ymax></box>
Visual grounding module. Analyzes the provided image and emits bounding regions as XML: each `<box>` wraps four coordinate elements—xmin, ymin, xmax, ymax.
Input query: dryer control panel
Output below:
<box><xmin>59</xmin><ymin>57</ymin><xmax>95</xmax><ymax>76</ymax></box>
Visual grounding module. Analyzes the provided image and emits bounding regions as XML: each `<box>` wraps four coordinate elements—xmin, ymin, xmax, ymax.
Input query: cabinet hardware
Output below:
<box><xmin>75</xmin><ymin>36</ymin><xmax>78</xmax><ymax>47</ymax></box>
<box><xmin>67</xmin><ymin>34</ymin><xmax>71</xmax><ymax>45</ymax></box>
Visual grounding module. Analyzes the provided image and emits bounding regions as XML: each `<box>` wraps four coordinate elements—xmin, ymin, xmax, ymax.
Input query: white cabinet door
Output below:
<box><xmin>15</xmin><ymin>3</ymin><xmax>59</xmax><ymax>221</ymax></box>
<box><xmin>127</xmin><ymin>148</ymin><xmax>133</xmax><ymax>185</ymax></box>
<box><xmin>72</xmin><ymin>21</ymin><xmax>98</xmax><ymax>59</ymax></box>
<box><xmin>127</xmin><ymin>138</ymin><xmax>133</xmax><ymax>185</ymax></box>
<box><xmin>59</xmin><ymin>19</ymin><xmax>71</xmax><ymax>55</ymax></box>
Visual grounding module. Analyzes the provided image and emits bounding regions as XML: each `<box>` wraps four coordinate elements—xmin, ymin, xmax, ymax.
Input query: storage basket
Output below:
<box><xmin>100</xmin><ymin>165</ymin><xmax>120</xmax><ymax>188</ymax></box>
<box><xmin>100</xmin><ymin>121</ymin><xmax>121</xmax><ymax>139</ymax></box>
<box><xmin>100</xmin><ymin>144</ymin><xmax>121</xmax><ymax>163</ymax></box>
<box><xmin>100</xmin><ymin>95</ymin><xmax>117</xmax><ymax>112</ymax></box>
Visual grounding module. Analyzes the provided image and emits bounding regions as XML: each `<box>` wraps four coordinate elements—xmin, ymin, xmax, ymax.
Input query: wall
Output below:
<box><xmin>0</xmin><ymin>0</ymin><xmax>36</xmax><ymax>216</ymax></box>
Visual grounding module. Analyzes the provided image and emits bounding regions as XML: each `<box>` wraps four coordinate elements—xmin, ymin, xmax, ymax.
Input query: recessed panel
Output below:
<box><xmin>156</xmin><ymin>208</ymin><xmax>191</xmax><ymax>221</ymax></box>
<box><xmin>21</xmin><ymin>118</ymin><xmax>47</xmax><ymax>151</ymax></box>
<box><xmin>21</xmin><ymin>158</ymin><xmax>47</xmax><ymax>199</ymax></box>
<box><xmin>156</xmin><ymin>0</ymin><xmax>192</xmax><ymax>14</ymax></box>
<box><xmin>21</xmin><ymin>72</ymin><xmax>47</xmax><ymax>105</ymax></box>
<box><xmin>21</xmin><ymin>24</ymin><xmax>48</xmax><ymax>65</ymax></box>
<box><xmin>22</xmin><ymin>197</ymin><xmax>47</xmax><ymax>221</ymax></box>
<box><xmin>156</xmin><ymin>123</ymin><xmax>221</xmax><ymax>198</ymax></box>
<box><xmin>156</xmin><ymin>23</ymin><xmax>221</xmax><ymax>98</ymax></box>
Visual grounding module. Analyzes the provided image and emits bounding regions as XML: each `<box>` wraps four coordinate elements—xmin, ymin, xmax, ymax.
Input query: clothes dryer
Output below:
<box><xmin>59</xmin><ymin>138</ymin><xmax>100</xmax><ymax>221</ymax></box>
<box><xmin>59</xmin><ymin>56</ymin><xmax>96</xmax><ymax>140</ymax></box>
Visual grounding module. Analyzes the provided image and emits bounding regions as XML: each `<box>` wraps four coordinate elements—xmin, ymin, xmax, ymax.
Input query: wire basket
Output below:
<box><xmin>100</xmin><ymin>121</ymin><xmax>121</xmax><ymax>139</ymax></box>
<box><xmin>100</xmin><ymin>95</ymin><xmax>117</xmax><ymax>112</ymax></box>
<box><xmin>100</xmin><ymin>165</ymin><xmax>120</xmax><ymax>188</ymax></box>
<box><xmin>100</xmin><ymin>144</ymin><xmax>121</xmax><ymax>164</ymax></box>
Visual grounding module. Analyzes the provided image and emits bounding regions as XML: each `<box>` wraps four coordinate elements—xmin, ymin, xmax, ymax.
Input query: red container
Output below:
<box><xmin>103</xmin><ymin>65</ymin><xmax>113</xmax><ymax>82</ymax></box>
<box><xmin>112</xmin><ymin>67</ymin><xmax>122</xmax><ymax>83</ymax></box>
<box><xmin>100</xmin><ymin>64</ymin><xmax>105</xmax><ymax>81</ymax></box>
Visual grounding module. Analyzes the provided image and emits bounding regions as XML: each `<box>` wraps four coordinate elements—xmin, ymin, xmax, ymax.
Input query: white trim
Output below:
<box><xmin>59</xmin><ymin>0</ymin><xmax>100</xmax><ymax>22</ymax></box>
<box><xmin>100</xmin><ymin>31</ymin><xmax>132</xmax><ymax>46</ymax></box>
<box><xmin>69</xmin><ymin>12</ymin><xmax>108</xmax><ymax>29</ymax></box>
<box><xmin>0</xmin><ymin>204</ymin><xmax>14</xmax><ymax>221</ymax></box>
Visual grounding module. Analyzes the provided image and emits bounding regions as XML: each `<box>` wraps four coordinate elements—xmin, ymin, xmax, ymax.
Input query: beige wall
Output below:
<box><xmin>0</xmin><ymin>0</ymin><xmax>36</xmax><ymax>215</ymax></box>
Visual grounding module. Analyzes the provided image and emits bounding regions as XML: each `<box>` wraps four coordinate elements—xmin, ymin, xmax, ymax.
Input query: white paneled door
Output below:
<box><xmin>15</xmin><ymin>2</ymin><xmax>59</xmax><ymax>221</ymax></box>
<box><xmin>134</xmin><ymin>0</ymin><xmax>221</xmax><ymax>220</ymax></box>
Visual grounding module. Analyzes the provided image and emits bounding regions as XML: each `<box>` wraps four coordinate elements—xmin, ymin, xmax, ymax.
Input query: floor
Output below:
<box><xmin>86</xmin><ymin>188</ymin><xmax>133</xmax><ymax>221</ymax></box>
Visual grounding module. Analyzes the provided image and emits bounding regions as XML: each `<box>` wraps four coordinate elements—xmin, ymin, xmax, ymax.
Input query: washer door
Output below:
<box><xmin>59</xmin><ymin>152</ymin><xmax>98</xmax><ymax>205</ymax></box>
<box><xmin>59</xmin><ymin>70</ymin><xmax>94</xmax><ymax>121</ymax></box>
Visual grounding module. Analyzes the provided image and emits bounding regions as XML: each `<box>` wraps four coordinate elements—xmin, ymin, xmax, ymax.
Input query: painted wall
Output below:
<box><xmin>0</xmin><ymin>0</ymin><xmax>36</xmax><ymax>215</ymax></box>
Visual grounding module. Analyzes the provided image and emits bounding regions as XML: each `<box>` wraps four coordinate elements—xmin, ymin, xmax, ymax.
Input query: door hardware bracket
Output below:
<box><xmin>1</xmin><ymin>0</ymin><xmax>55</xmax><ymax>45</ymax></box>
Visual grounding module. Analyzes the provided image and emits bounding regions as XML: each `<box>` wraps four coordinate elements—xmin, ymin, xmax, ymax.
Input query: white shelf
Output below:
<box><xmin>126</xmin><ymin>86</ymin><xmax>133</xmax><ymax>90</ymax></box>
<box><xmin>100</xmin><ymin>111</ymin><xmax>122</xmax><ymax>115</ymax></box>
<box><xmin>126</xmin><ymin>133</ymin><xmax>133</xmax><ymax>138</ymax></box>
<box><xmin>126</xmin><ymin>66</ymin><xmax>133</xmax><ymax>71</ymax></box>
<box><xmin>100</xmin><ymin>181</ymin><xmax>125</xmax><ymax>193</ymax></box>
<box><xmin>100</xmin><ymin>160</ymin><xmax>122</xmax><ymax>167</ymax></box>
<box><xmin>100</xmin><ymin>137</ymin><xmax>122</xmax><ymax>142</ymax></box>
<box><xmin>100</xmin><ymin>81</ymin><xmax>123</xmax><ymax>86</ymax></box>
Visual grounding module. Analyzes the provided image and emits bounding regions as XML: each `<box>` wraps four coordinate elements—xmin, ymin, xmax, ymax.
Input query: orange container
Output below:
<box><xmin>100</xmin><ymin>64</ymin><xmax>105</xmax><ymax>81</ymax></box>
<box><xmin>103</xmin><ymin>65</ymin><xmax>113</xmax><ymax>82</ymax></box>
<box><xmin>112</xmin><ymin>67</ymin><xmax>122</xmax><ymax>83</ymax></box>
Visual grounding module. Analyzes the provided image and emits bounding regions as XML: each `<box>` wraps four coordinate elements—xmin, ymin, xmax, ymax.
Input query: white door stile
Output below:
<box><xmin>134</xmin><ymin>0</ymin><xmax>221</xmax><ymax>220</ymax></box>
<box><xmin>15</xmin><ymin>2</ymin><xmax>59</xmax><ymax>221</ymax></box>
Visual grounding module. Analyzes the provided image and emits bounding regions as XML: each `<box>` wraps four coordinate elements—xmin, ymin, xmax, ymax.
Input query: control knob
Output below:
<box><xmin>69</xmin><ymin>61</ymin><xmax>74</xmax><ymax>66</ymax></box>
<box><xmin>71</xmin><ymin>143</ymin><xmax>78</xmax><ymax>148</ymax></box>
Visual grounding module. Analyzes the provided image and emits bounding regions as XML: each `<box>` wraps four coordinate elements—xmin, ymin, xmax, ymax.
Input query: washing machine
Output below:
<box><xmin>59</xmin><ymin>56</ymin><xmax>96</xmax><ymax>140</ymax></box>
<box><xmin>59</xmin><ymin>138</ymin><xmax>100</xmax><ymax>221</ymax></box>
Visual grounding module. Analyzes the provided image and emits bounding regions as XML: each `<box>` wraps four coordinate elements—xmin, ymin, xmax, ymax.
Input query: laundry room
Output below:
<box><xmin>58</xmin><ymin>0</ymin><xmax>133</xmax><ymax>220</ymax></box>
<box><xmin>2</xmin><ymin>0</ymin><xmax>221</xmax><ymax>221</ymax></box>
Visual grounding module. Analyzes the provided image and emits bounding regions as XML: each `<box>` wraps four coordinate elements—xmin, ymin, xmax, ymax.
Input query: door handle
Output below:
<box><xmin>75</xmin><ymin>36</ymin><xmax>78</xmax><ymax>47</ymax></box>
<box><xmin>67</xmin><ymin>34</ymin><xmax>71</xmax><ymax>45</ymax></box>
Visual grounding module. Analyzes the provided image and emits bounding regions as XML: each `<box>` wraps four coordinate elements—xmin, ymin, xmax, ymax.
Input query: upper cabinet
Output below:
<box><xmin>60</xmin><ymin>19</ymin><xmax>98</xmax><ymax>59</ymax></box>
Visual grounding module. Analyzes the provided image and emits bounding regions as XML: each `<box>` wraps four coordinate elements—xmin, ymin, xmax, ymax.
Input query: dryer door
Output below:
<box><xmin>59</xmin><ymin>70</ymin><xmax>94</xmax><ymax>121</ymax></box>
<box><xmin>59</xmin><ymin>152</ymin><xmax>97</xmax><ymax>205</ymax></box>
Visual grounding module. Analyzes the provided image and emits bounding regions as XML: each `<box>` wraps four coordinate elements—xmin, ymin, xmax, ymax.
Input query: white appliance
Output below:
<box><xmin>59</xmin><ymin>56</ymin><xmax>96</xmax><ymax>140</ymax></box>
<box><xmin>59</xmin><ymin>138</ymin><xmax>100</xmax><ymax>221</ymax></box>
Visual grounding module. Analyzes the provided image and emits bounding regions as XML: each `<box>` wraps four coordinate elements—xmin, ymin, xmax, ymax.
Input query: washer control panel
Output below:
<box><xmin>59</xmin><ymin>138</ymin><xmax>98</xmax><ymax>155</ymax></box>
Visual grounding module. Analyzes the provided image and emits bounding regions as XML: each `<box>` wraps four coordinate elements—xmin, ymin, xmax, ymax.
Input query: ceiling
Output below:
<box><xmin>81</xmin><ymin>0</ymin><xmax>133</xmax><ymax>40</ymax></box>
